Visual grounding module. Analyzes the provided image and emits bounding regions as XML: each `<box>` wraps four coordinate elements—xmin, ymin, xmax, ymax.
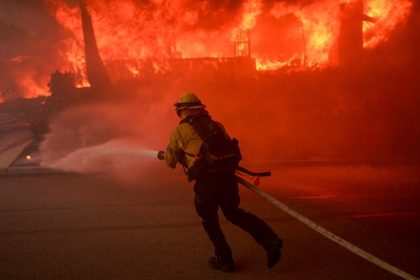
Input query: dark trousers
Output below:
<box><xmin>194</xmin><ymin>171</ymin><xmax>278</xmax><ymax>259</ymax></box>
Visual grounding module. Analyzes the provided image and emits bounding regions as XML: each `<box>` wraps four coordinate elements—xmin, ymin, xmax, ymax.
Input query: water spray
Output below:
<box><xmin>45</xmin><ymin>140</ymin><xmax>162</xmax><ymax>172</ymax></box>
<box><xmin>73</xmin><ymin>144</ymin><xmax>160</xmax><ymax>160</ymax></box>
<box><xmin>101</xmin><ymin>147</ymin><xmax>159</xmax><ymax>159</ymax></box>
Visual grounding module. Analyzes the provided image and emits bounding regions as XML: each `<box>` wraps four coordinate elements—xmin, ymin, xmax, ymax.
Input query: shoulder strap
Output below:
<box><xmin>181</xmin><ymin>114</ymin><xmax>218</xmax><ymax>144</ymax></box>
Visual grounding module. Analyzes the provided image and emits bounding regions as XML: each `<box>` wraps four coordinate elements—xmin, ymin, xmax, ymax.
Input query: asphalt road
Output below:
<box><xmin>0</xmin><ymin>163</ymin><xmax>419</xmax><ymax>280</ymax></box>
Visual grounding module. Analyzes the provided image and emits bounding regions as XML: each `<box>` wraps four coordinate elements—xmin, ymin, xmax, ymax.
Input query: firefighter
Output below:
<box><xmin>160</xmin><ymin>92</ymin><xmax>282</xmax><ymax>272</ymax></box>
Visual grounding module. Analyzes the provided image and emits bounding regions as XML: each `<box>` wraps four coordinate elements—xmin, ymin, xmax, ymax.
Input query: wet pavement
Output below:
<box><xmin>0</xmin><ymin>164</ymin><xmax>419</xmax><ymax>279</ymax></box>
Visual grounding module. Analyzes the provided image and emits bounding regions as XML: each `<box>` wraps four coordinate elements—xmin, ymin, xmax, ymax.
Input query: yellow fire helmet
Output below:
<box><xmin>174</xmin><ymin>92</ymin><xmax>205</xmax><ymax>115</ymax></box>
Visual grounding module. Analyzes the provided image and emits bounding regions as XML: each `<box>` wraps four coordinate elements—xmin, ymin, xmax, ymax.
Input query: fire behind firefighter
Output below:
<box><xmin>159</xmin><ymin>92</ymin><xmax>282</xmax><ymax>272</ymax></box>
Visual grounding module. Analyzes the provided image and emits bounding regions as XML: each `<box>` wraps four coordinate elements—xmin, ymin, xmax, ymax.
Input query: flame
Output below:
<box><xmin>297</xmin><ymin>2</ymin><xmax>340</xmax><ymax>67</ymax></box>
<box><xmin>16</xmin><ymin>71</ymin><xmax>49</xmax><ymax>98</ymax></box>
<box><xmin>240</xmin><ymin>0</ymin><xmax>262</xmax><ymax>30</ymax></box>
<box><xmin>0</xmin><ymin>0</ymin><xmax>411</xmax><ymax>103</ymax></box>
<box><xmin>255</xmin><ymin>0</ymin><xmax>412</xmax><ymax>70</ymax></box>
<box><xmin>256</xmin><ymin>59</ymin><xmax>288</xmax><ymax>71</ymax></box>
<box><xmin>127</xmin><ymin>64</ymin><xmax>140</xmax><ymax>77</ymax></box>
<box><xmin>363</xmin><ymin>0</ymin><xmax>413</xmax><ymax>48</ymax></box>
<box><xmin>261</xmin><ymin>1</ymin><xmax>341</xmax><ymax>69</ymax></box>
<box><xmin>47</xmin><ymin>1</ymin><xmax>89</xmax><ymax>87</ymax></box>
<box><xmin>3</xmin><ymin>0</ymin><xmax>410</xmax><ymax>98</ymax></box>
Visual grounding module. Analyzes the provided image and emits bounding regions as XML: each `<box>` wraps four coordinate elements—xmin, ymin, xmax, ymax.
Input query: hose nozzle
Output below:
<box><xmin>157</xmin><ymin>150</ymin><xmax>165</xmax><ymax>160</ymax></box>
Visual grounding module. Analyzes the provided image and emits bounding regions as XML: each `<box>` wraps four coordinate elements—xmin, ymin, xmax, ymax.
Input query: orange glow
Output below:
<box><xmin>363</xmin><ymin>0</ymin><xmax>413</xmax><ymax>48</ymax></box>
<box><xmin>47</xmin><ymin>0</ymin><xmax>89</xmax><ymax>87</ymax></box>
<box><xmin>7</xmin><ymin>0</ymin><xmax>412</xmax><ymax>95</ymax></box>
<box><xmin>297</xmin><ymin>3</ymin><xmax>338</xmax><ymax>67</ymax></box>
<box><xmin>16</xmin><ymin>71</ymin><xmax>49</xmax><ymax>98</ymax></box>
<box><xmin>239</xmin><ymin>0</ymin><xmax>262</xmax><ymax>30</ymax></box>
<box><xmin>256</xmin><ymin>59</ymin><xmax>288</xmax><ymax>71</ymax></box>
<box><xmin>126</xmin><ymin>64</ymin><xmax>140</xmax><ymax>77</ymax></box>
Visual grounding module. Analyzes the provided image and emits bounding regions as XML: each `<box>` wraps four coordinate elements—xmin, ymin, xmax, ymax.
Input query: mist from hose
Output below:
<box><xmin>38</xmin><ymin>89</ymin><xmax>177</xmax><ymax>182</ymax></box>
<box><xmin>45</xmin><ymin>139</ymin><xmax>159</xmax><ymax>174</ymax></box>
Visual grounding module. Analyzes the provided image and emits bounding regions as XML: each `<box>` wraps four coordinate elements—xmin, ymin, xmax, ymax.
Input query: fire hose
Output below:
<box><xmin>156</xmin><ymin>150</ymin><xmax>419</xmax><ymax>280</ymax></box>
<box><xmin>237</xmin><ymin>177</ymin><xmax>419</xmax><ymax>280</ymax></box>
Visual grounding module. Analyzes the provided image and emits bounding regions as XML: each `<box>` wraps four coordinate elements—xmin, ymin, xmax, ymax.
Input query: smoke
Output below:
<box><xmin>38</xmin><ymin>84</ymin><xmax>181</xmax><ymax>178</ymax></box>
<box><xmin>39</xmin><ymin>63</ymin><xmax>420</xmax><ymax>177</ymax></box>
<box><xmin>0</xmin><ymin>0</ymin><xmax>73</xmax><ymax>99</ymax></box>
<box><xmin>43</xmin><ymin>136</ymin><xmax>176</xmax><ymax>185</ymax></box>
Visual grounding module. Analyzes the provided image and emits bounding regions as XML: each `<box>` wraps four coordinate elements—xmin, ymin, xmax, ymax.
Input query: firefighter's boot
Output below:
<box><xmin>208</xmin><ymin>256</ymin><xmax>235</xmax><ymax>272</ymax></box>
<box><xmin>265</xmin><ymin>238</ymin><xmax>283</xmax><ymax>268</ymax></box>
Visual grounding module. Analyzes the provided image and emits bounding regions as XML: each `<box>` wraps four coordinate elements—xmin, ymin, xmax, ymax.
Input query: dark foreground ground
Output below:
<box><xmin>0</xmin><ymin>164</ymin><xmax>419</xmax><ymax>280</ymax></box>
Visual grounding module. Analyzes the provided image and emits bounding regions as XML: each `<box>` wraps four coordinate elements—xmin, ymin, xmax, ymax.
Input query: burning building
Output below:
<box><xmin>0</xmin><ymin>0</ymin><xmax>414</xmax><ymax>98</ymax></box>
<box><xmin>0</xmin><ymin>0</ymin><xmax>415</xmax><ymax>104</ymax></box>
<box><xmin>41</xmin><ymin>0</ymin><xmax>413</xmax><ymax>88</ymax></box>
<box><xmin>76</xmin><ymin>1</ymin><xmax>257</xmax><ymax>85</ymax></box>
